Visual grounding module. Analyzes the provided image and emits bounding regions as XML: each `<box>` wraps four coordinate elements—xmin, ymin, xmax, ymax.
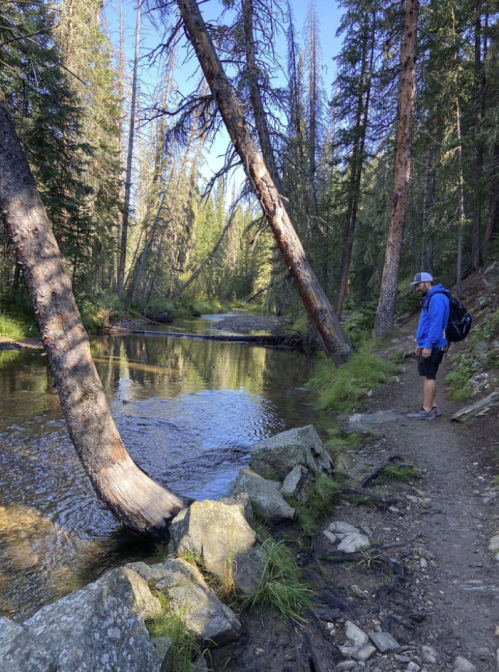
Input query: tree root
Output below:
<box><xmin>360</xmin><ymin>455</ymin><xmax>407</xmax><ymax>489</ymax></box>
<box><xmin>340</xmin><ymin>484</ymin><xmax>399</xmax><ymax>511</ymax></box>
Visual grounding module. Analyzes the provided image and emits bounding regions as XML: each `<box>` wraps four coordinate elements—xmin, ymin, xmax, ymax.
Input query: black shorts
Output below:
<box><xmin>418</xmin><ymin>347</ymin><xmax>445</xmax><ymax>380</ymax></box>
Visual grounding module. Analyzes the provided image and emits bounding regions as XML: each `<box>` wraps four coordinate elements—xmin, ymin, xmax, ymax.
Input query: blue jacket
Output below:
<box><xmin>416</xmin><ymin>284</ymin><xmax>450</xmax><ymax>349</ymax></box>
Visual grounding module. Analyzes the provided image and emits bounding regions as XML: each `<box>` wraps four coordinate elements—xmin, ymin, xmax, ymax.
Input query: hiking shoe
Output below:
<box><xmin>433</xmin><ymin>406</ymin><xmax>442</xmax><ymax>418</ymax></box>
<box><xmin>407</xmin><ymin>408</ymin><xmax>435</xmax><ymax>420</ymax></box>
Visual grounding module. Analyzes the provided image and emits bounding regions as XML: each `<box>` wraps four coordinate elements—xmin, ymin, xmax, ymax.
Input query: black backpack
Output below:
<box><xmin>425</xmin><ymin>291</ymin><xmax>472</xmax><ymax>343</ymax></box>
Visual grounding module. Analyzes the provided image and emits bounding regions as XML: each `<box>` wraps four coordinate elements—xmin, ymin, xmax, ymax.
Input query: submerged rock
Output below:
<box><xmin>25</xmin><ymin>577</ymin><xmax>159</xmax><ymax>672</ymax></box>
<box><xmin>249</xmin><ymin>425</ymin><xmax>333</xmax><ymax>480</ymax></box>
<box><xmin>228</xmin><ymin>468</ymin><xmax>295</xmax><ymax>521</ymax></box>
<box><xmin>170</xmin><ymin>498</ymin><xmax>260</xmax><ymax>592</ymax></box>
<box><xmin>0</xmin><ymin>617</ymin><xmax>57</xmax><ymax>672</ymax></box>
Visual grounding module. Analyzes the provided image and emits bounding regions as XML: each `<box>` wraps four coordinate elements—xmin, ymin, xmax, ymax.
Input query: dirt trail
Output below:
<box><xmin>366</xmin><ymin>326</ymin><xmax>499</xmax><ymax>669</ymax></box>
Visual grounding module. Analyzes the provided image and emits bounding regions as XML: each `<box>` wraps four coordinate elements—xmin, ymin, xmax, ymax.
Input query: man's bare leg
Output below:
<box><xmin>423</xmin><ymin>377</ymin><xmax>436</xmax><ymax>412</ymax></box>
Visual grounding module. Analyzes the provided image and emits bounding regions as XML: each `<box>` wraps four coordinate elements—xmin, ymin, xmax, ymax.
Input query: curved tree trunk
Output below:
<box><xmin>176</xmin><ymin>0</ymin><xmax>352</xmax><ymax>365</ymax></box>
<box><xmin>373</xmin><ymin>0</ymin><xmax>418</xmax><ymax>338</ymax></box>
<box><xmin>0</xmin><ymin>87</ymin><xmax>186</xmax><ymax>538</ymax></box>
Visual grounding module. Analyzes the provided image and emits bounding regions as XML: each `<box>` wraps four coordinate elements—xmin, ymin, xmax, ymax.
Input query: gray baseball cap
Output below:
<box><xmin>411</xmin><ymin>272</ymin><xmax>433</xmax><ymax>285</ymax></box>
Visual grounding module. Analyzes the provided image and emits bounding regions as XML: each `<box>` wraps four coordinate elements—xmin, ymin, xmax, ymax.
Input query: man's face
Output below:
<box><xmin>415</xmin><ymin>281</ymin><xmax>432</xmax><ymax>296</ymax></box>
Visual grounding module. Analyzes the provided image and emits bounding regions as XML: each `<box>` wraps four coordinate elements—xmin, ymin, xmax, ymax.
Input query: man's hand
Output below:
<box><xmin>422</xmin><ymin>347</ymin><xmax>432</xmax><ymax>359</ymax></box>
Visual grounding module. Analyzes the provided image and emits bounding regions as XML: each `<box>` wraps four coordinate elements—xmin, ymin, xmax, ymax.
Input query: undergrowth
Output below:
<box><xmin>287</xmin><ymin>474</ymin><xmax>342</xmax><ymax>535</ymax></box>
<box><xmin>0</xmin><ymin>306</ymin><xmax>38</xmax><ymax>339</ymax></box>
<box><xmin>378</xmin><ymin>463</ymin><xmax>422</xmax><ymax>483</ymax></box>
<box><xmin>241</xmin><ymin>537</ymin><xmax>314</xmax><ymax>623</ymax></box>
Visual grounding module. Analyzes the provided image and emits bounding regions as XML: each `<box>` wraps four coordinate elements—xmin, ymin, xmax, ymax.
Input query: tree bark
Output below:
<box><xmin>482</xmin><ymin>136</ymin><xmax>499</xmax><ymax>258</ymax></box>
<box><xmin>421</xmin><ymin>144</ymin><xmax>436</xmax><ymax>275</ymax></box>
<box><xmin>373</xmin><ymin>0</ymin><xmax>418</xmax><ymax>338</ymax></box>
<box><xmin>456</xmin><ymin>101</ymin><xmax>466</xmax><ymax>299</ymax></box>
<box><xmin>117</xmin><ymin>0</ymin><xmax>141</xmax><ymax>295</ymax></box>
<box><xmin>0</xmin><ymin>87</ymin><xmax>186</xmax><ymax>538</ymax></box>
<box><xmin>242</xmin><ymin>0</ymin><xmax>281</xmax><ymax>193</ymax></box>
<box><xmin>472</xmin><ymin>8</ymin><xmax>486</xmax><ymax>270</ymax></box>
<box><xmin>334</xmin><ymin>15</ymin><xmax>375</xmax><ymax>318</ymax></box>
<box><xmin>176</xmin><ymin>0</ymin><xmax>352</xmax><ymax>364</ymax></box>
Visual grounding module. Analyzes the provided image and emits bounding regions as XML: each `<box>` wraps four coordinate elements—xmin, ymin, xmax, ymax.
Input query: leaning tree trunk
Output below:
<box><xmin>373</xmin><ymin>0</ymin><xmax>418</xmax><ymax>338</ymax></box>
<box><xmin>176</xmin><ymin>0</ymin><xmax>352</xmax><ymax>364</ymax></box>
<box><xmin>0</xmin><ymin>87</ymin><xmax>186</xmax><ymax>538</ymax></box>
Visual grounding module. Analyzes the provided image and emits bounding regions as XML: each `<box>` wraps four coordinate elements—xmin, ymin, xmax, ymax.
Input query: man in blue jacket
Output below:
<box><xmin>407</xmin><ymin>272</ymin><xmax>450</xmax><ymax>420</ymax></box>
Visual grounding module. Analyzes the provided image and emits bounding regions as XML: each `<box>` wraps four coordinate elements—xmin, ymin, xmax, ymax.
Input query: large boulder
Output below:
<box><xmin>95</xmin><ymin>566</ymin><xmax>162</xmax><ymax>620</ymax></box>
<box><xmin>170</xmin><ymin>498</ymin><xmax>260</xmax><ymax>592</ymax></box>
<box><xmin>154</xmin><ymin>559</ymin><xmax>241</xmax><ymax>645</ymax></box>
<box><xmin>228</xmin><ymin>468</ymin><xmax>295</xmax><ymax>521</ymax></box>
<box><xmin>25</xmin><ymin>576</ymin><xmax>160</xmax><ymax>672</ymax></box>
<box><xmin>0</xmin><ymin>617</ymin><xmax>57</xmax><ymax>672</ymax></box>
<box><xmin>451</xmin><ymin>392</ymin><xmax>499</xmax><ymax>422</ymax></box>
<box><xmin>249</xmin><ymin>425</ymin><xmax>333</xmax><ymax>480</ymax></box>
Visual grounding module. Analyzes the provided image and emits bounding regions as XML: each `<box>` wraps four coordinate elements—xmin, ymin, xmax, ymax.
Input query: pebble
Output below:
<box><xmin>420</xmin><ymin>558</ymin><xmax>428</xmax><ymax>570</ymax></box>
<box><xmin>337</xmin><ymin>662</ymin><xmax>357</xmax><ymax>671</ymax></box>
<box><xmin>407</xmin><ymin>663</ymin><xmax>420</xmax><ymax>672</ymax></box>
<box><xmin>489</xmin><ymin>534</ymin><xmax>499</xmax><ymax>552</ymax></box>
<box><xmin>352</xmin><ymin>644</ymin><xmax>377</xmax><ymax>662</ymax></box>
<box><xmin>394</xmin><ymin>654</ymin><xmax>411</xmax><ymax>663</ymax></box>
<box><xmin>421</xmin><ymin>499</ymin><xmax>432</xmax><ymax>510</ymax></box>
<box><xmin>421</xmin><ymin>645</ymin><xmax>439</xmax><ymax>664</ymax></box>
<box><xmin>345</xmin><ymin>620</ymin><xmax>368</xmax><ymax>648</ymax></box>
<box><xmin>369</xmin><ymin>631</ymin><xmax>401</xmax><ymax>653</ymax></box>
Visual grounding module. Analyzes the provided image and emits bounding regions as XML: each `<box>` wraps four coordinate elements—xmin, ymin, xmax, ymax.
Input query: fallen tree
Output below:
<box><xmin>0</xmin><ymin>87</ymin><xmax>187</xmax><ymax>538</ymax></box>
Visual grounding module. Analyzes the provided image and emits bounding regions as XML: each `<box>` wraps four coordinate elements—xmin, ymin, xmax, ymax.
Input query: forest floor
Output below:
<box><xmin>211</xmin><ymin>321</ymin><xmax>499</xmax><ymax>672</ymax></box>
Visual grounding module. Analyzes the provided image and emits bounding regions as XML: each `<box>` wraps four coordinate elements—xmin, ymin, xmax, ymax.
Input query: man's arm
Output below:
<box><xmin>424</xmin><ymin>295</ymin><xmax>447</xmax><ymax>350</ymax></box>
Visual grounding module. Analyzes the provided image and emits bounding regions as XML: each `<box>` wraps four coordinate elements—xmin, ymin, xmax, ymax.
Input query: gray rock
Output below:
<box><xmin>421</xmin><ymin>645</ymin><xmax>439</xmax><ymax>664</ymax></box>
<box><xmin>170</xmin><ymin>498</ymin><xmax>258</xmax><ymax>591</ymax></box>
<box><xmin>482</xmin><ymin>262</ymin><xmax>499</xmax><ymax>289</ymax></box>
<box><xmin>489</xmin><ymin>534</ymin><xmax>499</xmax><ymax>552</ymax></box>
<box><xmin>95</xmin><ymin>566</ymin><xmax>162</xmax><ymax>620</ymax></box>
<box><xmin>451</xmin><ymin>392</ymin><xmax>499</xmax><ymax>422</ymax></box>
<box><xmin>191</xmin><ymin>655</ymin><xmax>209</xmax><ymax>671</ymax></box>
<box><xmin>339</xmin><ymin>410</ymin><xmax>404</xmax><ymax>436</ymax></box>
<box><xmin>337</xmin><ymin>662</ymin><xmax>358</xmax><ymax>671</ymax></box>
<box><xmin>280</xmin><ymin>465</ymin><xmax>313</xmax><ymax>503</ymax></box>
<box><xmin>474</xmin><ymin>340</ymin><xmax>490</xmax><ymax>356</ymax></box>
<box><xmin>155</xmin><ymin>558</ymin><xmax>241</xmax><ymax>646</ymax></box>
<box><xmin>323</xmin><ymin>530</ymin><xmax>337</xmax><ymax>544</ymax></box>
<box><xmin>228</xmin><ymin>468</ymin><xmax>295</xmax><ymax>521</ymax></box>
<box><xmin>352</xmin><ymin>644</ymin><xmax>377</xmax><ymax>662</ymax></box>
<box><xmin>453</xmin><ymin>656</ymin><xmax>477</xmax><ymax>672</ymax></box>
<box><xmin>407</xmin><ymin>663</ymin><xmax>420</xmax><ymax>672</ymax></box>
<box><xmin>345</xmin><ymin>620</ymin><xmax>369</xmax><ymax>648</ymax></box>
<box><xmin>25</xmin><ymin>579</ymin><xmax>159</xmax><ymax>672</ymax></box>
<box><xmin>338</xmin><ymin>532</ymin><xmax>370</xmax><ymax>553</ymax></box>
<box><xmin>249</xmin><ymin>425</ymin><xmax>333</xmax><ymax>480</ymax></box>
<box><xmin>0</xmin><ymin>617</ymin><xmax>57</xmax><ymax>672</ymax></box>
<box><xmin>152</xmin><ymin>637</ymin><xmax>172</xmax><ymax>672</ymax></box>
<box><xmin>368</xmin><ymin>631</ymin><xmax>402</xmax><ymax>654</ymax></box>
<box><xmin>221</xmin><ymin>492</ymin><xmax>254</xmax><ymax>523</ymax></box>
<box><xmin>328</xmin><ymin>522</ymin><xmax>359</xmax><ymax>536</ymax></box>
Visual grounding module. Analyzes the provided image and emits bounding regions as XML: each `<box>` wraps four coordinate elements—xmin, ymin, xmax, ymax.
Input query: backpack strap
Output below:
<box><xmin>423</xmin><ymin>290</ymin><xmax>449</xmax><ymax>311</ymax></box>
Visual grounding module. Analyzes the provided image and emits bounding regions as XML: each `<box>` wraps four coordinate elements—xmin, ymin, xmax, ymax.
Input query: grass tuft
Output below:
<box><xmin>378</xmin><ymin>463</ymin><xmax>422</xmax><ymax>483</ymax></box>
<box><xmin>286</xmin><ymin>474</ymin><xmax>341</xmax><ymax>535</ymax></box>
<box><xmin>241</xmin><ymin>538</ymin><xmax>314</xmax><ymax>623</ymax></box>
<box><xmin>308</xmin><ymin>349</ymin><xmax>390</xmax><ymax>414</ymax></box>
<box><xmin>146</xmin><ymin>611</ymin><xmax>206</xmax><ymax>672</ymax></box>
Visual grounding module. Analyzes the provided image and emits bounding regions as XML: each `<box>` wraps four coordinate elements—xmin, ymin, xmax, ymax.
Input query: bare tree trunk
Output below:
<box><xmin>456</xmin><ymin>101</ymin><xmax>466</xmax><ymax>298</ymax></box>
<box><xmin>472</xmin><ymin>8</ymin><xmax>486</xmax><ymax>270</ymax></box>
<box><xmin>117</xmin><ymin>0</ymin><xmax>141</xmax><ymax>295</ymax></box>
<box><xmin>482</xmin><ymin>136</ymin><xmax>499</xmax><ymax>258</ymax></box>
<box><xmin>242</xmin><ymin>0</ymin><xmax>281</xmax><ymax>192</ymax></box>
<box><xmin>373</xmin><ymin>0</ymin><xmax>418</xmax><ymax>338</ymax></box>
<box><xmin>0</xmin><ymin>87</ymin><xmax>186</xmax><ymax>537</ymax></box>
<box><xmin>334</xmin><ymin>15</ymin><xmax>375</xmax><ymax>318</ymax></box>
<box><xmin>421</xmin><ymin>144</ymin><xmax>436</xmax><ymax>275</ymax></box>
<box><xmin>176</xmin><ymin>0</ymin><xmax>352</xmax><ymax>364</ymax></box>
<box><xmin>115</xmin><ymin>0</ymin><xmax>126</xmax><ymax>291</ymax></box>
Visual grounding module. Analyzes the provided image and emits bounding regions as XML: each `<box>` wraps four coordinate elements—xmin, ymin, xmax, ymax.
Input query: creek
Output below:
<box><xmin>0</xmin><ymin>314</ymin><xmax>328</xmax><ymax>619</ymax></box>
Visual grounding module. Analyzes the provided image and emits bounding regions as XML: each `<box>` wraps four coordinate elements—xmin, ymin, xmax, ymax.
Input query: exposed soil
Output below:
<box><xmin>211</xmin><ymin>319</ymin><xmax>499</xmax><ymax>672</ymax></box>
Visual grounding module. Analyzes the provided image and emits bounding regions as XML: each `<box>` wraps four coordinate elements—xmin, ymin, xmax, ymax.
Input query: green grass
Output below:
<box><xmin>146</xmin><ymin>611</ymin><xmax>207</xmax><ymax>672</ymax></box>
<box><xmin>287</xmin><ymin>474</ymin><xmax>342</xmax><ymax>535</ymax></box>
<box><xmin>0</xmin><ymin>306</ymin><xmax>38</xmax><ymax>339</ymax></box>
<box><xmin>308</xmin><ymin>348</ymin><xmax>391</xmax><ymax>413</ymax></box>
<box><xmin>377</xmin><ymin>463</ymin><xmax>422</xmax><ymax>483</ymax></box>
<box><xmin>241</xmin><ymin>538</ymin><xmax>314</xmax><ymax>623</ymax></box>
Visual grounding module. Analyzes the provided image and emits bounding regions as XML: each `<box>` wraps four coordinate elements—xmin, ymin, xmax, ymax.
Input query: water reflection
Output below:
<box><xmin>0</xmin><ymin>326</ymin><xmax>325</xmax><ymax>619</ymax></box>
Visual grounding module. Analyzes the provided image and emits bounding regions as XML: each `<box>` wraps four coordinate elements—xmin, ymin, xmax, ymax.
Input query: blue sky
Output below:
<box><xmin>104</xmin><ymin>0</ymin><xmax>345</xmax><ymax>185</ymax></box>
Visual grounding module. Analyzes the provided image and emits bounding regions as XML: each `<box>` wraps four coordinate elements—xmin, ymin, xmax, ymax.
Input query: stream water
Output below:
<box><xmin>0</xmin><ymin>315</ymin><xmax>328</xmax><ymax>619</ymax></box>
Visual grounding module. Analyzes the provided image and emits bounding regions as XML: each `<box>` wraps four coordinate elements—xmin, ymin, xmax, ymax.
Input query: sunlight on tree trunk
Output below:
<box><xmin>0</xmin><ymin>87</ymin><xmax>187</xmax><ymax>538</ymax></box>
